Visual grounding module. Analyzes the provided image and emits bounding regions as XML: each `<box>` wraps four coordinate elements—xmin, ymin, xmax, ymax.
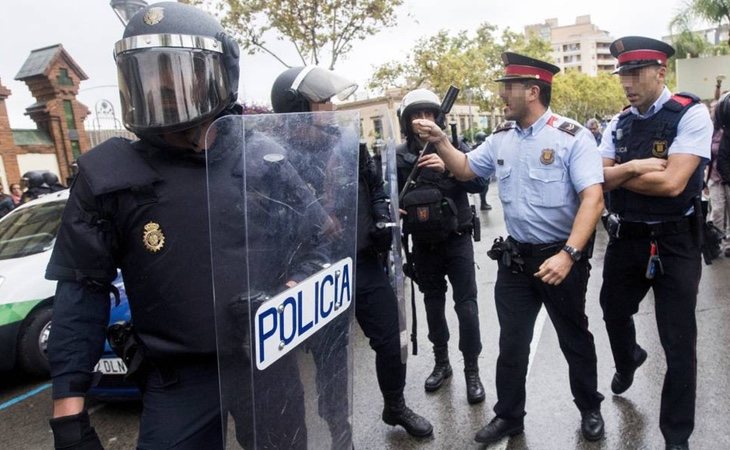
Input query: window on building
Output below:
<box><xmin>459</xmin><ymin>116</ymin><xmax>466</xmax><ymax>134</ymax></box>
<box><xmin>372</xmin><ymin>117</ymin><xmax>383</xmax><ymax>138</ymax></box>
<box><xmin>63</xmin><ymin>100</ymin><xmax>76</xmax><ymax>130</ymax></box>
<box><xmin>70</xmin><ymin>140</ymin><xmax>81</xmax><ymax>159</ymax></box>
<box><xmin>57</xmin><ymin>68</ymin><xmax>73</xmax><ymax>86</ymax></box>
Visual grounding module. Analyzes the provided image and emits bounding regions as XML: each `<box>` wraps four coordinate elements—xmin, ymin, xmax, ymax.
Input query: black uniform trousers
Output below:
<box><xmin>137</xmin><ymin>354</ymin><xmax>307</xmax><ymax>449</ymax></box>
<box><xmin>355</xmin><ymin>251</ymin><xmax>406</xmax><ymax>395</ymax></box>
<box><xmin>600</xmin><ymin>231</ymin><xmax>699</xmax><ymax>444</ymax></box>
<box><xmin>137</xmin><ymin>358</ymin><xmax>223</xmax><ymax>450</ymax></box>
<box><xmin>412</xmin><ymin>232</ymin><xmax>482</xmax><ymax>357</ymax></box>
<box><xmin>493</xmin><ymin>248</ymin><xmax>603</xmax><ymax>420</ymax></box>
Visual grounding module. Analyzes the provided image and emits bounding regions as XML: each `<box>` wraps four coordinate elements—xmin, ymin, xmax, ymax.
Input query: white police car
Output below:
<box><xmin>0</xmin><ymin>190</ymin><xmax>138</xmax><ymax>398</ymax></box>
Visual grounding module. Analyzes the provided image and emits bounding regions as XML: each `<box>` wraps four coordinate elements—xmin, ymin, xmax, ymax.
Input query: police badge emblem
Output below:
<box><xmin>416</xmin><ymin>206</ymin><xmax>430</xmax><ymax>222</ymax></box>
<box><xmin>540</xmin><ymin>148</ymin><xmax>555</xmax><ymax>165</ymax></box>
<box><xmin>143</xmin><ymin>222</ymin><xmax>165</xmax><ymax>252</ymax></box>
<box><xmin>143</xmin><ymin>7</ymin><xmax>165</xmax><ymax>25</ymax></box>
<box><xmin>652</xmin><ymin>140</ymin><xmax>668</xmax><ymax>157</ymax></box>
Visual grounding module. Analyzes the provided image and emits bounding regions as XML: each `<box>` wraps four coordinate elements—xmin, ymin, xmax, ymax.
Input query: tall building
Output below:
<box><xmin>525</xmin><ymin>15</ymin><xmax>616</xmax><ymax>76</ymax></box>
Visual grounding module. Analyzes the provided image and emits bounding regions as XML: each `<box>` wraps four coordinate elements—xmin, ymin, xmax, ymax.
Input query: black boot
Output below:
<box><xmin>464</xmin><ymin>356</ymin><xmax>485</xmax><ymax>404</ymax></box>
<box><xmin>382</xmin><ymin>392</ymin><xmax>433</xmax><ymax>437</ymax></box>
<box><xmin>424</xmin><ymin>346</ymin><xmax>452</xmax><ymax>392</ymax></box>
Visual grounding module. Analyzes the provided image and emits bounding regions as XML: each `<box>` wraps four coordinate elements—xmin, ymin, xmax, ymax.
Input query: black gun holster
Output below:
<box><xmin>487</xmin><ymin>237</ymin><xmax>525</xmax><ymax>273</ymax></box>
<box><xmin>106</xmin><ymin>322</ymin><xmax>150</xmax><ymax>388</ymax></box>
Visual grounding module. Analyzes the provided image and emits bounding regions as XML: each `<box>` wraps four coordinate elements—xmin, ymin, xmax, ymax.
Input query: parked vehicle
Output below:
<box><xmin>0</xmin><ymin>190</ymin><xmax>138</xmax><ymax>399</ymax></box>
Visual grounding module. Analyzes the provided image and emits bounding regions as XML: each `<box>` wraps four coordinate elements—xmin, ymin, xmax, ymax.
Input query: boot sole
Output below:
<box><xmin>611</xmin><ymin>348</ymin><xmax>647</xmax><ymax>395</ymax></box>
<box><xmin>424</xmin><ymin>368</ymin><xmax>452</xmax><ymax>392</ymax></box>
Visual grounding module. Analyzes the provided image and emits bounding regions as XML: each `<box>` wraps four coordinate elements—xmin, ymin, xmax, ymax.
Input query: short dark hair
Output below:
<box><xmin>523</xmin><ymin>79</ymin><xmax>551</xmax><ymax>107</ymax></box>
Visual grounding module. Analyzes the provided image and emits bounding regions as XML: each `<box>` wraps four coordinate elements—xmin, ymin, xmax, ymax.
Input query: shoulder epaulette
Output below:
<box><xmin>557</xmin><ymin>121</ymin><xmax>580</xmax><ymax>136</ymax></box>
<box><xmin>663</xmin><ymin>92</ymin><xmax>700</xmax><ymax>112</ymax></box>
<box><xmin>618</xmin><ymin>105</ymin><xmax>632</xmax><ymax>118</ymax></box>
<box><xmin>493</xmin><ymin>121</ymin><xmax>515</xmax><ymax>134</ymax></box>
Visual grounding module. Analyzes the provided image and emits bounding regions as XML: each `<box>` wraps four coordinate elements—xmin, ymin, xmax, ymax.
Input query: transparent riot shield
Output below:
<box><xmin>373</xmin><ymin>110</ymin><xmax>408</xmax><ymax>364</ymax></box>
<box><xmin>206</xmin><ymin>111</ymin><xmax>359</xmax><ymax>449</ymax></box>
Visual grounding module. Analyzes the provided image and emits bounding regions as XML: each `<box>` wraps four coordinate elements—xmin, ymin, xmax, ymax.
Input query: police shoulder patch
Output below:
<box><xmin>557</xmin><ymin>121</ymin><xmax>580</xmax><ymax>136</ymax></box>
<box><xmin>493</xmin><ymin>121</ymin><xmax>515</xmax><ymax>134</ymax></box>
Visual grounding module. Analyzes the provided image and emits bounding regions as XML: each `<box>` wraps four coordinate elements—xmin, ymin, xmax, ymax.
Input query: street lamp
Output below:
<box><xmin>110</xmin><ymin>0</ymin><xmax>148</xmax><ymax>26</ymax></box>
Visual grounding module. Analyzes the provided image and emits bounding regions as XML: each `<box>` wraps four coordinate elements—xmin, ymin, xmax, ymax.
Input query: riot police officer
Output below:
<box><xmin>42</xmin><ymin>171</ymin><xmax>66</xmax><ymax>193</ymax></box>
<box><xmin>599</xmin><ymin>37</ymin><xmax>713</xmax><ymax>450</ymax></box>
<box><xmin>20</xmin><ymin>170</ymin><xmax>51</xmax><ymax>203</ymax></box>
<box><xmin>270</xmin><ymin>66</ymin><xmax>433</xmax><ymax>439</ymax></box>
<box><xmin>412</xmin><ymin>53</ymin><xmax>606</xmax><ymax>445</ymax></box>
<box><xmin>45</xmin><ymin>3</ymin><xmax>313</xmax><ymax>449</ymax></box>
<box><xmin>395</xmin><ymin>88</ymin><xmax>486</xmax><ymax>405</ymax></box>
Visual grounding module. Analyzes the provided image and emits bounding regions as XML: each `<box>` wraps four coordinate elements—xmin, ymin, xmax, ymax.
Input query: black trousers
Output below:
<box><xmin>136</xmin><ymin>359</ymin><xmax>223</xmax><ymax>450</ymax></box>
<box><xmin>600</xmin><ymin>231</ymin><xmax>700</xmax><ymax>444</ymax></box>
<box><xmin>412</xmin><ymin>232</ymin><xmax>482</xmax><ymax>357</ymax></box>
<box><xmin>355</xmin><ymin>251</ymin><xmax>406</xmax><ymax>395</ymax></box>
<box><xmin>493</xmin><ymin>251</ymin><xmax>603</xmax><ymax>420</ymax></box>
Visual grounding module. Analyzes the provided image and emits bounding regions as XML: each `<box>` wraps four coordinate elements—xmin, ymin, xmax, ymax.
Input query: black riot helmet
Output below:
<box><xmin>270</xmin><ymin>66</ymin><xmax>358</xmax><ymax>113</ymax></box>
<box><xmin>398</xmin><ymin>88</ymin><xmax>444</xmax><ymax>141</ymax></box>
<box><xmin>474</xmin><ymin>131</ymin><xmax>487</xmax><ymax>144</ymax></box>
<box><xmin>717</xmin><ymin>92</ymin><xmax>730</xmax><ymax>130</ymax></box>
<box><xmin>114</xmin><ymin>2</ymin><xmax>240</xmax><ymax>135</ymax></box>
<box><xmin>21</xmin><ymin>171</ymin><xmax>45</xmax><ymax>189</ymax></box>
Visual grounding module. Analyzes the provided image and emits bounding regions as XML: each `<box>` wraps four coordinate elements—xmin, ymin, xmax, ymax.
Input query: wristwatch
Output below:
<box><xmin>562</xmin><ymin>244</ymin><xmax>582</xmax><ymax>262</ymax></box>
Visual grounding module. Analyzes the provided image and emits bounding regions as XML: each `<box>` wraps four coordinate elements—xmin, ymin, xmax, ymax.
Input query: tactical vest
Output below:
<box><xmin>396</xmin><ymin>143</ymin><xmax>473</xmax><ymax>239</ymax></box>
<box><xmin>609</xmin><ymin>93</ymin><xmax>704</xmax><ymax>222</ymax></box>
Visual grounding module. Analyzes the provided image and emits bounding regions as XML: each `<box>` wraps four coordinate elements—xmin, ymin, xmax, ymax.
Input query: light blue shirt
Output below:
<box><xmin>599</xmin><ymin>86</ymin><xmax>713</xmax><ymax>160</ymax></box>
<box><xmin>467</xmin><ymin>109</ymin><xmax>604</xmax><ymax>244</ymax></box>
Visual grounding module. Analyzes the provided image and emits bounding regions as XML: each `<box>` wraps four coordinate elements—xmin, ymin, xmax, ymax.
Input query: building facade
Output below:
<box><xmin>525</xmin><ymin>15</ymin><xmax>616</xmax><ymax>76</ymax></box>
<box><xmin>0</xmin><ymin>44</ymin><xmax>92</xmax><ymax>189</ymax></box>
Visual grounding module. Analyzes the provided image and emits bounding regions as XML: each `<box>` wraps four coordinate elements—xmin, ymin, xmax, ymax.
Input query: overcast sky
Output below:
<box><xmin>0</xmin><ymin>0</ymin><xmax>691</xmax><ymax>128</ymax></box>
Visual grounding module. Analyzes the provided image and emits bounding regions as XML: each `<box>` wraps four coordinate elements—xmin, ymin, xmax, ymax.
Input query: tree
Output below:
<box><xmin>182</xmin><ymin>0</ymin><xmax>404</xmax><ymax>69</ymax></box>
<box><xmin>670</xmin><ymin>0</ymin><xmax>730</xmax><ymax>46</ymax></box>
<box><xmin>367</xmin><ymin>24</ymin><xmax>551</xmax><ymax>112</ymax></box>
<box><xmin>551</xmin><ymin>71</ymin><xmax>626</xmax><ymax>124</ymax></box>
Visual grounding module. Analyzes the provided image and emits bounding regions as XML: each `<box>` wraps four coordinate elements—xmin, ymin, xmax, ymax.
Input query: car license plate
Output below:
<box><xmin>94</xmin><ymin>357</ymin><xmax>128</xmax><ymax>375</ymax></box>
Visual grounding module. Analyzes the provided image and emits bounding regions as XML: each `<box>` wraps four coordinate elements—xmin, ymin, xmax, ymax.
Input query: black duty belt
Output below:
<box><xmin>619</xmin><ymin>218</ymin><xmax>692</xmax><ymax>239</ymax></box>
<box><xmin>507</xmin><ymin>237</ymin><xmax>564</xmax><ymax>257</ymax></box>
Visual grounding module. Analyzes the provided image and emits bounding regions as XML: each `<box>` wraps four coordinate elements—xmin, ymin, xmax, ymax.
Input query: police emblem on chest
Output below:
<box><xmin>652</xmin><ymin>140</ymin><xmax>668</xmax><ymax>158</ymax></box>
<box><xmin>416</xmin><ymin>206</ymin><xmax>430</xmax><ymax>222</ymax></box>
<box><xmin>143</xmin><ymin>222</ymin><xmax>165</xmax><ymax>253</ymax></box>
<box><xmin>540</xmin><ymin>148</ymin><xmax>555</xmax><ymax>165</ymax></box>
<box><xmin>143</xmin><ymin>7</ymin><xmax>164</xmax><ymax>25</ymax></box>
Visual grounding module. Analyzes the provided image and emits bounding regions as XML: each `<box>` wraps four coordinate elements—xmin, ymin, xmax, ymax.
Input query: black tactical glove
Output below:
<box><xmin>49</xmin><ymin>410</ymin><xmax>104</xmax><ymax>450</ymax></box>
<box><xmin>370</xmin><ymin>215</ymin><xmax>393</xmax><ymax>253</ymax></box>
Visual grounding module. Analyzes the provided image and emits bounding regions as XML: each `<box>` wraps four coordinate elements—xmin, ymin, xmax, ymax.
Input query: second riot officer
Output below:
<box><xmin>395</xmin><ymin>88</ymin><xmax>487</xmax><ymax>405</ymax></box>
<box><xmin>271</xmin><ymin>66</ymin><xmax>434</xmax><ymax>439</ymax></box>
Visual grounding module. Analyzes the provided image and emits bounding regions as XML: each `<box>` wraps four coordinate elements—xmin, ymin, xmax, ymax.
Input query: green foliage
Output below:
<box><xmin>670</xmin><ymin>0</ymin><xmax>730</xmax><ymax>46</ymax></box>
<box><xmin>182</xmin><ymin>0</ymin><xmax>404</xmax><ymax>69</ymax></box>
<box><xmin>367</xmin><ymin>23</ymin><xmax>552</xmax><ymax>112</ymax></box>
<box><xmin>551</xmin><ymin>71</ymin><xmax>626</xmax><ymax>124</ymax></box>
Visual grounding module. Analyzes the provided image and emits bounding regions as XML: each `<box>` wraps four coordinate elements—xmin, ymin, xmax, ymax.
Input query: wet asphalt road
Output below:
<box><xmin>1</xmin><ymin>188</ymin><xmax>729</xmax><ymax>449</ymax></box>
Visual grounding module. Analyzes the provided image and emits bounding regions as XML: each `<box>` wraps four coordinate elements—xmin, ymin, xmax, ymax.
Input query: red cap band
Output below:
<box><xmin>617</xmin><ymin>49</ymin><xmax>667</xmax><ymax>66</ymax></box>
<box><xmin>505</xmin><ymin>65</ymin><xmax>554</xmax><ymax>84</ymax></box>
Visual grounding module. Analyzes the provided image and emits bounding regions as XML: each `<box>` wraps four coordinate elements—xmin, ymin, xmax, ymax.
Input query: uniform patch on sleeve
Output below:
<box><xmin>557</xmin><ymin>121</ymin><xmax>579</xmax><ymax>136</ymax></box>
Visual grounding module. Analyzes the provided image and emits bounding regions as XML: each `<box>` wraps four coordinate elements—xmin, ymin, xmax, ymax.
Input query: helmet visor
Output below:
<box><xmin>294</xmin><ymin>66</ymin><xmax>358</xmax><ymax>104</ymax></box>
<box><xmin>116</xmin><ymin>48</ymin><xmax>230</xmax><ymax>134</ymax></box>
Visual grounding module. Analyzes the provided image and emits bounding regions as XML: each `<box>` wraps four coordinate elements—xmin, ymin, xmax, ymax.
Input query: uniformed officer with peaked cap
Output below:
<box><xmin>412</xmin><ymin>52</ymin><xmax>606</xmax><ymax>445</ymax></box>
<box><xmin>609</xmin><ymin>35</ymin><xmax>675</xmax><ymax>74</ymax></box>
<box><xmin>599</xmin><ymin>36</ymin><xmax>712</xmax><ymax>450</ymax></box>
